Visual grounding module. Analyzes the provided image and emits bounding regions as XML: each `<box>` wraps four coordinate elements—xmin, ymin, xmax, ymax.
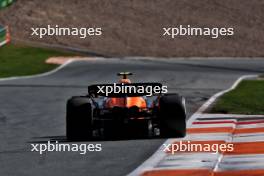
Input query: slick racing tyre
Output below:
<box><xmin>66</xmin><ymin>96</ymin><xmax>93</xmax><ymax>140</ymax></box>
<box><xmin>159</xmin><ymin>94</ymin><xmax>186</xmax><ymax>137</ymax></box>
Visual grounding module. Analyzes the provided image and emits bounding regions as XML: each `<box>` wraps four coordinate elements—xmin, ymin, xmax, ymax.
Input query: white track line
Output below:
<box><xmin>198</xmin><ymin>113</ymin><xmax>264</xmax><ymax>119</ymax></box>
<box><xmin>128</xmin><ymin>74</ymin><xmax>258</xmax><ymax>176</ymax></box>
<box><xmin>0</xmin><ymin>60</ymin><xmax>74</xmax><ymax>82</ymax></box>
<box><xmin>0</xmin><ymin>57</ymin><xmax>119</xmax><ymax>82</ymax></box>
<box><xmin>187</xmin><ymin>75</ymin><xmax>258</xmax><ymax>126</ymax></box>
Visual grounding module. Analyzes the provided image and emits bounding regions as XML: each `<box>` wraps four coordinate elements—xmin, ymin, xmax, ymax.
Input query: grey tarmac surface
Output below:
<box><xmin>0</xmin><ymin>58</ymin><xmax>263</xmax><ymax>176</ymax></box>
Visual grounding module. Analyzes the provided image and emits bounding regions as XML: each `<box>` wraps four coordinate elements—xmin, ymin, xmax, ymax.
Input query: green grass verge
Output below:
<box><xmin>211</xmin><ymin>80</ymin><xmax>264</xmax><ymax>115</ymax></box>
<box><xmin>0</xmin><ymin>43</ymin><xmax>75</xmax><ymax>78</ymax></box>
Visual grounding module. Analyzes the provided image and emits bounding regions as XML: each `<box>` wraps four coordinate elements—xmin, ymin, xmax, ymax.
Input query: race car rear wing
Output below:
<box><xmin>88</xmin><ymin>82</ymin><xmax>165</xmax><ymax>97</ymax></box>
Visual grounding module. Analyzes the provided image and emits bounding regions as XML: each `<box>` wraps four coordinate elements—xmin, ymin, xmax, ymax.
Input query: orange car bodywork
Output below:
<box><xmin>105</xmin><ymin>78</ymin><xmax>147</xmax><ymax>108</ymax></box>
<box><xmin>105</xmin><ymin>97</ymin><xmax>147</xmax><ymax>108</ymax></box>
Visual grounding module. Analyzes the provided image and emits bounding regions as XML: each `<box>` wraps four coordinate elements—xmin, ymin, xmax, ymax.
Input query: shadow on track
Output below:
<box><xmin>29</xmin><ymin>135</ymin><xmax>167</xmax><ymax>143</ymax></box>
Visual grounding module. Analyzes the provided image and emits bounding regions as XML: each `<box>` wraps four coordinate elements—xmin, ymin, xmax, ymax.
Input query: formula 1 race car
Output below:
<box><xmin>66</xmin><ymin>72</ymin><xmax>186</xmax><ymax>140</ymax></box>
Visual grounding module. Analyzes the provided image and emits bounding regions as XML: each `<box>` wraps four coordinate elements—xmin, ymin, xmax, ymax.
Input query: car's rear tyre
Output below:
<box><xmin>159</xmin><ymin>94</ymin><xmax>186</xmax><ymax>137</ymax></box>
<box><xmin>66</xmin><ymin>96</ymin><xmax>93</xmax><ymax>141</ymax></box>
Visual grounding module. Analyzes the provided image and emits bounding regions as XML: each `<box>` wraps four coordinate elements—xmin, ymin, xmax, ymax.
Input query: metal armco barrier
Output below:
<box><xmin>0</xmin><ymin>26</ymin><xmax>10</xmax><ymax>47</ymax></box>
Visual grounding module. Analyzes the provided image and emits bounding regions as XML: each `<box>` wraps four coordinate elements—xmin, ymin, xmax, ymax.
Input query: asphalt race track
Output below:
<box><xmin>0</xmin><ymin>58</ymin><xmax>264</xmax><ymax>176</ymax></box>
